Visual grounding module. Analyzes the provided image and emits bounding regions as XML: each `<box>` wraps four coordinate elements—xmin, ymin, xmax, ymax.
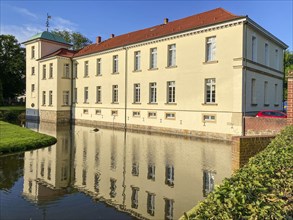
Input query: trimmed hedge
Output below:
<box><xmin>0</xmin><ymin>121</ymin><xmax>57</xmax><ymax>154</ymax></box>
<box><xmin>183</xmin><ymin>125</ymin><xmax>293</xmax><ymax>219</ymax></box>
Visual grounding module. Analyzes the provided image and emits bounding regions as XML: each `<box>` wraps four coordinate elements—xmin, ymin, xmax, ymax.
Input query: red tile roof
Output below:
<box><xmin>39</xmin><ymin>48</ymin><xmax>77</xmax><ymax>60</ymax></box>
<box><xmin>74</xmin><ymin>8</ymin><xmax>243</xmax><ymax>57</ymax></box>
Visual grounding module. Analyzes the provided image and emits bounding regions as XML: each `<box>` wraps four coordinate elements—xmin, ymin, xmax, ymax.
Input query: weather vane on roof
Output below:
<box><xmin>46</xmin><ymin>13</ymin><xmax>51</xmax><ymax>31</ymax></box>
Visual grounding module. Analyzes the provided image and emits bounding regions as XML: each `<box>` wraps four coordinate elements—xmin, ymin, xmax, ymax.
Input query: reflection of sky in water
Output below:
<box><xmin>0</xmin><ymin>122</ymin><xmax>232</xmax><ymax>220</ymax></box>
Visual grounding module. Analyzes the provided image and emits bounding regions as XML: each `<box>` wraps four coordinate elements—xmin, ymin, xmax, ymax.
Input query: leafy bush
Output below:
<box><xmin>183</xmin><ymin>126</ymin><xmax>293</xmax><ymax>219</ymax></box>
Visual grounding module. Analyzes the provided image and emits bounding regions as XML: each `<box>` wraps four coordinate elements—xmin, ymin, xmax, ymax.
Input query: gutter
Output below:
<box><xmin>242</xmin><ymin>19</ymin><xmax>248</xmax><ymax>136</ymax></box>
<box><xmin>70</xmin><ymin>58</ymin><xmax>74</xmax><ymax>129</ymax></box>
<box><xmin>123</xmin><ymin>47</ymin><xmax>128</xmax><ymax>130</ymax></box>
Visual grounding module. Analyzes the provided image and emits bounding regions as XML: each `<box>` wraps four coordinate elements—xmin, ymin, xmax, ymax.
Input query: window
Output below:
<box><xmin>84</xmin><ymin>87</ymin><xmax>89</xmax><ymax>103</ymax></box>
<box><xmin>274</xmin><ymin>84</ymin><xmax>278</xmax><ymax>105</ymax></box>
<box><xmin>49</xmin><ymin>90</ymin><xmax>53</xmax><ymax>106</ymax></box>
<box><xmin>150</xmin><ymin>48</ymin><xmax>157</xmax><ymax>69</ymax></box>
<box><xmin>32</xmin><ymin>67</ymin><xmax>35</xmax><ymax>75</ymax></box>
<box><xmin>165</xmin><ymin>165</ymin><xmax>174</xmax><ymax>186</ymax></box>
<box><xmin>264</xmin><ymin>43</ymin><xmax>269</xmax><ymax>66</ymax></box>
<box><xmin>47</xmin><ymin>162</ymin><xmax>51</xmax><ymax>180</ymax></box>
<box><xmin>96</xmin><ymin>58</ymin><xmax>101</xmax><ymax>75</ymax></box>
<box><xmin>252</xmin><ymin>36</ymin><xmax>257</xmax><ymax>62</ymax></box>
<box><xmin>82</xmin><ymin>169</ymin><xmax>87</xmax><ymax>185</ymax></box>
<box><xmin>134</xmin><ymin>51</ymin><xmax>141</xmax><ymax>71</ymax></box>
<box><xmin>112</xmin><ymin>85</ymin><xmax>118</xmax><ymax>103</ymax></box>
<box><xmin>167</xmin><ymin>44</ymin><xmax>176</xmax><ymax>67</ymax></box>
<box><xmin>147</xmin><ymin>193</ymin><xmax>155</xmax><ymax>216</ymax></box>
<box><xmin>203</xmin><ymin>114</ymin><xmax>216</xmax><ymax>122</ymax></box>
<box><xmin>110</xmin><ymin>178</ymin><xmax>117</xmax><ymax>198</ymax></box>
<box><xmin>96</xmin><ymin>86</ymin><xmax>102</xmax><ymax>103</ymax></box>
<box><xmin>275</xmin><ymin>49</ymin><xmax>279</xmax><ymax>69</ymax></box>
<box><xmin>132</xmin><ymin>111</ymin><xmax>140</xmax><ymax>117</ymax></box>
<box><xmin>42</xmin><ymin>65</ymin><xmax>46</xmax><ymax>79</ymax></box>
<box><xmin>167</xmin><ymin>81</ymin><xmax>175</xmax><ymax>103</ymax></box>
<box><xmin>148</xmin><ymin>112</ymin><xmax>157</xmax><ymax>118</ymax></box>
<box><xmin>95</xmin><ymin>109</ymin><xmax>101</xmax><ymax>115</ymax></box>
<box><xmin>149</xmin><ymin>82</ymin><xmax>157</xmax><ymax>103</ymax></box>
<box><xmin>83</xmin><ymin>109</ymin><xmax>88</xmax><ymax>114</ymax></box>
<box><xmin>134</xmin><ymin>83</ymin><xmax>140</xmax><ymax>103</ymax></box>
<box><xmin>31</xmin><ymin>46</ymin><xmax>35</xmax><ymax>59</ymax></box>
<box><xmin>40</xmin><ymin>161</ymin><xmax>44</xmax><ymax>177</ymax></box>
<box><xmin>73</xmin><ymin>88</ymin><xmax>77</xmax><ymax>103</ymax></box>
<box><xmin>31</xmin><ymin>84</ymin><xmax>35</xmax><ymax>93</ymax></box>
<box><xmin>131</xmin><ymin>187</ymin><xmax>139</xmax><ymax>209</ymax></box>
<box><xmin>147</xmin><ymin>165</ymin><xmax>156</xmax><ymax>180</ymax></box>
<box><xmin>205</xmin><ymin>78</ymin><xmax>216</xmax><ymax>103</ymax></box>
<box><xmin>165</xmin><ymin>112</ymin><xmax>175</xmax><ymax>120</ymax></box>
<box><xmin>49</xmin><ymin>63</ymin><xmax>53</xmax><ymax>78</ymax></box>
<box><xmin>111</xmin><ymin>110</ymin><xmax>118</xmax><ymax>116</ymax></box>
<box><xmin>203</xmin><ymin>170</ymin><xmax>216</xmax><ymax>197</ymax></box>
<box><xmin>251</xmin><ymin>79</ymin><xmax>257</xmax><ymax>105</ymax></box>
<box><xmin>264</xmin><ymin>81</ymin><xmax>269</xmax><ymax>105</ymax></box>
<box><xmin>164</xmin><ymin>199</ymin><xmax>174</xmax><ymax>220</ymax></box>
<box><xmin>63</xmin><ymin>91</ymin><xmax>69</xmax><ymax>106</ymax></box>
<box><xmin>132</xmin><ymin>162</ymin><xmax>139</xmax><ymax>176</ymax></box>
<box><xmin>84</xmin><ymin>61</ymin><xmax>89</xmax><ymax>77</ymax></box>
<box><xmin>42</xmin><ymin>91</ymin><xmax>46</xmax><ymax>105</ymax></box>
<box><xmin>206</xmin><ymin>36</ymin><xmax>216</xmax><ymax>61</ymax></box>
<box><xmin>113</xmin><ymin>55</ymin><xmax>118</xmax><ymax>73</ymax></box>
<box><xmin>64</xmin><ymin>63</ymin><xmax>70</xmax><ymax>78</ymax></box>
<box><xmin>73</xmin><ymin>62</ymin><xmax>78</xmax><ymax>78</ymax></box>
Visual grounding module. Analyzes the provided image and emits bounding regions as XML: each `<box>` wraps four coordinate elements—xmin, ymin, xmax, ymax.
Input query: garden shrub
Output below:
<box><xmin>183</xmin><ymin>126</ymin><xmax>293</xmax><ymax>219</ymax></box>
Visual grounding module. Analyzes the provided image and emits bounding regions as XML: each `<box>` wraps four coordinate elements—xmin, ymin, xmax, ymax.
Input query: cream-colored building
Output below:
<box><xmin>23</xmin><ymin>8</ymin><xmax>288</xmax><ymax>140</ymax></box>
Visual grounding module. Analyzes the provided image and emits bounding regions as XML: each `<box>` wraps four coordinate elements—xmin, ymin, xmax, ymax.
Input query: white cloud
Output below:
<box><xmin>50</xmin><ymin>16</ymin><xmax>78</xmax><ymax>32</ymax></box>
<box><xmin>13</xmin><ymin>6</ymin><xmax>38</xmax><ymax>19</ymax></box>
<box><xmin>0</xmin><ymin>24</ymin><xmax>43</xmax><ymax>43</ymax></box>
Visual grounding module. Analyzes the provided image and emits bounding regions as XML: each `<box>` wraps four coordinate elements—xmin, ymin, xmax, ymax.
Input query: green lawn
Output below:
<box><xmin>0</xmin><ymin>106</ymin><xmax>25</xmax><ymax>111</ymax></box>
<box><xmin>0</xmin><ymin>121</ymin><xmax>57</xmax><ymax>154</ymax></box>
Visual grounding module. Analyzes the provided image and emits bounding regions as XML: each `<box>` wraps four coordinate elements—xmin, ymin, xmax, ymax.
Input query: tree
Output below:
<box><xmin>0</xmin><ymin>35</ymin><xmax>25</xmax><ymax>105</ymax></box>
<box><xmin>51</xmin><ymin>29</ymin><xmax>92</xmax><ymax>50</ymax></box>
<box><xmin>283</xmin><ymin>50</ymin><xmax>293</xmax><ymax>100</ymax></box>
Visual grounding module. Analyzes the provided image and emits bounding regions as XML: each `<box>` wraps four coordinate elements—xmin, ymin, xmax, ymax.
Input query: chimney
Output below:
<box><xmin>164</xmin><ymin>18</ymin><xmax>169</xmax><ymax>24</ymax></box>
<box><xmin>96</xmin><ymin>36</ymin><xmax>102</xmax><ymax>44</ymax></box>
<box><xmin>110</xmin><ymin>34</ymin><xmax>115</xmax><ymax>38</ymax></box>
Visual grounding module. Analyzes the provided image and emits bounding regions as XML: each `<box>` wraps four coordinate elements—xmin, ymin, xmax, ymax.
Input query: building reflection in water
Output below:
<box><xmin>23</xmin><ymin>122</ymin><xmax>232</xmax><ymax>219</ymax></box>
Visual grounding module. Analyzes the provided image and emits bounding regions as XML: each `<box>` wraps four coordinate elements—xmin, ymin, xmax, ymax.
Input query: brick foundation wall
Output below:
<box><xmin>287</xmin><ymin>71</ymin><xmax>293</xmax><ymax>125</ymax></box>
<box><xmin>231</xmin><ymin>135</ymin><xmax>274</xmax><ymax>171</ymax></box>
<box><xmin>244</xmin><ymin>116</ymin><xmax>287</xmax><ymax>136</ymax></box>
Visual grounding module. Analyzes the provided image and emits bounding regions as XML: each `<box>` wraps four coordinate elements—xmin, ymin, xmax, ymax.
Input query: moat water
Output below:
<box><xmin>0</xmin><ymin>122</ymin><xmax>232</xmax><ymax>219</ymax></box>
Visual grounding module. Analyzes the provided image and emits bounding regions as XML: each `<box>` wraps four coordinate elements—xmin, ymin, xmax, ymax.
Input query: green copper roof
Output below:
<box><xmin>28</xmin><ymin>31</ymin><xmax>70</xmax><ymax>45</ymax></box>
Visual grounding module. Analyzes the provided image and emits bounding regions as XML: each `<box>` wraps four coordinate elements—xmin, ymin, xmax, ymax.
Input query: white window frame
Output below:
<box><xmin>49</xmin><ymin>63</ymin><xmax>53</xmax><ymax>78</ymax></box>
<box><xmin>167</xmin><ymin>81</ymin><xmax>176</xmax><ymax>103</ymax></box>
<box><xmin>202</xmin><ymin>114</ymin><xmax>216</xmax><ymax>123</ymax></box>
<box><xmin>150</xmin><ymin>48</ymin><xmax>157</xmax><ymax>69</ymax></box>
<box><xmin>84</xmin><ymin>87</ymin><xmax>89</xmax><ymax>103</ymax></box>
<box><xmin>73</xmin><ymin>62</ymin><xmax>78</xmax><ymax>78</ymax></box>
<box><xmin>49</xmin><ymin>90</ymin><xmax>53</xmax><ymax>106</ymax></box>
<box><xmin>42</xmin><ymin>91</ymin><xmax>46</xmax><ymax>106</ymax></box>
<box><xmin>113</xmin><ymin>55</ymin><xmax>118</xmax><ymax>73</ymax></box>
<box><xmin>148</xmin><ymin>111</ymin><xmax>157</xmax><ymax>118</ymax></box>
<box><xmin>149</xmin><ymin>82</ymin><xmax>157</xmax><ymax>103</ymax></box>
<box><xmin>132</xmin><ymin>111</ymin><xmax>140</xmax><ymax>117</ymax></box>
<box><xmin>64</xmin><ymin>63</ymin><xmax>70</xmax><ymax>78</ymax></box>
<box><xmin>31</xmin><ymin>84</ymin><xmax>35</xmax><ymax>93</ymax></box>
<box><xmin>264</xmin><ymin>43</ymin><xmax>269</xmax><ymax>66</ymax></box>
<box><xmin>206</xmin><ymin>36</ymin><xmax>216</xmax><ymax>62</ymax></box>
<box><xmin>63</xmin><ymin>91</ymin><xmax>69</xmax><ymax>106</ymax></box>
<box><xmin>205</xmin><ymin>78</ymin><xmax>216</xmax><ymax>104</ymax></box>
<box><xmin>252</xmin><ymin>35</ymin><xmax>257</xmax><ymax>62</ymax></box>
<box><xmin>31</xmin><ymin>46</ymin><xmax>35</xmax><ymax>59</ymax></box>
<box><xmin>112</xmin><ymin>85</ymin><xmax>118</xmax><ymax>103</ymax></box>
<box><xmin>84</xmin><ymin>61</ymin><xmax>89</xmax><ymax>77</ymax></box>
<box><xmin>42</xmin><ymin>65</ymin><xmax>46</xmax><ymax>79</ymax></box>
<box><xmin>96</xmin><ymin>86</ymin><xmax>102</xmax><ymax>103</ymax></box>
<box><xmin>167</xmin><ymin>44</ymin><xmax>176</xmax><ymax>67</ymax></box>
<box><xmin>32</xmin><ymin>66</ymin><xmax>35</xmax><ymax>75</ymax></box>
<box><xmin>96</xmin><ymin>58</ymin><xmax>101</xmax><ymax>76</ymax></box>
<box><xmin>73</xmin><ymin>88</ymin><xmax>77</xmax><ymax>103</ymax></box>
<box><xmin>165</xmin><ymin>112</ymin><xmax>176</xmax><ymax>120</ymax></box>
<box><xmin>134</xmin><ymin>83</ymin><xmax>141</xmax><ymax>103</ymax></box>
<box><xmin>134</xmin><ymin>51</ymin><xmax>141</xmax><ymax>71</ymax></box>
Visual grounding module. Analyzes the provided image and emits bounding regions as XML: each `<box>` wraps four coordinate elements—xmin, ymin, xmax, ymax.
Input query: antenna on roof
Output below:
<box><xmin>46</xmin><ymin>13</ymin><xmax>52</xmax><ymax>31</ymax></box>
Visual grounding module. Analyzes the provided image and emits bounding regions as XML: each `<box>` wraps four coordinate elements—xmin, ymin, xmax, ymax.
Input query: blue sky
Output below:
<box><xmin>1</xmin><ymin>1</ymin><xmax>292</xmax><ymax>50</ymax></box>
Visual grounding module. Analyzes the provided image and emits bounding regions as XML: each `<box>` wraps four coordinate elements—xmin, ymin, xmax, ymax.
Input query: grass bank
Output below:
<box><xmin>0</xmin><ymin>106</ymin><xmax>25</xmax><ymax>111</ymax></box>
<box><xmin>0</xmin><ymin>121</ymin><xmax>57</xmax><ymax>154</ymax></box>
<box><xmin>182</xmin><ymin>125</ymin><xmax>293</xmax><ymax>219</ymax></box>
